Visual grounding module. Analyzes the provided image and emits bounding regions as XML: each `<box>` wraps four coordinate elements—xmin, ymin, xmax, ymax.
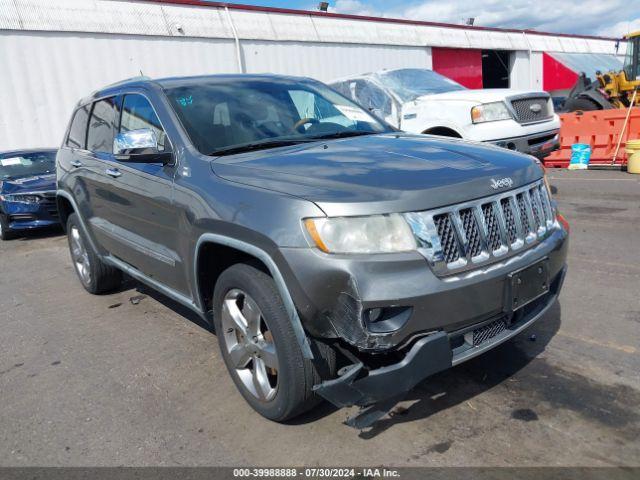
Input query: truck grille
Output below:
<box><xmin>509</xmin><ymin>96</ymin><xmax>552</xmax><ymax>124</ymax></box>
<box><xmin>405</xmin><ymin>180</ymin><xmax>558</xmax><ymax>276</ymax></box>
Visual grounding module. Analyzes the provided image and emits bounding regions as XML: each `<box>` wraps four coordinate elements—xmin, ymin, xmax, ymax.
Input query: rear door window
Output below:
<box><xmin>66</xmin><ymin>105</ymin><xmax>90</xmax><ymax>149</ymax></box>
<box><xmin>87</xmin><ymin>97</ymin><xmax>118</xmax><ymax>153</ymax></box>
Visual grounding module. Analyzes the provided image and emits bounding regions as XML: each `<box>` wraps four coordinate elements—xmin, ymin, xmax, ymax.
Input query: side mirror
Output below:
<box><xmin>113</xmin><ymin>129</ymin><xmax>172</xmax><ymax>164</ymax></box>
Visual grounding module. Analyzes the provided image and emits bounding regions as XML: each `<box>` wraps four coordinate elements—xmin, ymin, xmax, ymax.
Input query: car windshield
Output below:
<box><xmin>164</xmin><ymin>78</ymin><xmax>392</xmax><ymax>156</ymax></box>
<box><xmin>0</xmin><ymin>151</ymin><xmax>56</xmax><ymax>180</ymax></box>
<box><xmin>375</xmin><ymin>69</ymin><xmax>466</xmax><ymax>102</ymax></box>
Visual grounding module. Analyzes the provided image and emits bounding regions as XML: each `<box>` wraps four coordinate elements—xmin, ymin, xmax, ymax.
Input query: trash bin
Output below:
<box><xmin>626</xmin><ymin>139</ymin><xmax>640</xmax><ymax>174</ymax></box>
<box><xmin>568</xmin><ymin>143</ymin><xmax>591</xmax><ymax>170</ymax></box>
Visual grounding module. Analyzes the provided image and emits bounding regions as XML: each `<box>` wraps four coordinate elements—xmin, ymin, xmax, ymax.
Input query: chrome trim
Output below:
<box><xmin>405</xmin><ymin>179</ymin><xmax>558</xmax><ymax>276</ymax></box>
<box><xmin>194</xmin><ymin>233</ymin><xmax>314</xmax><ymax>360</ymax></box>
<box><xmin>105</xmin><ymin>255</ymin><xmax>199</xmax><ymax>313</ymax></box>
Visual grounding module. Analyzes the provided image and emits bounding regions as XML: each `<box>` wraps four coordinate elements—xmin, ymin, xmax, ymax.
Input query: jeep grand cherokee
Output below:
<box><xmin>56</xmin><ymin>74</ymin><xmax>568</xmax><ymax>427</ymax></box>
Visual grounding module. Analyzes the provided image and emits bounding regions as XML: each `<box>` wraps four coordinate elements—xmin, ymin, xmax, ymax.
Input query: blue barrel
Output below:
<box><xmin>569</xmin><ymin>143</ymin><xmax>591</xmax><ymax>169</ymax></box>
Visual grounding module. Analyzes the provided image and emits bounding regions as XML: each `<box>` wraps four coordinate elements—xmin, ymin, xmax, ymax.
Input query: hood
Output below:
<box><xmin>417</xmin><ymin>89</ymin><xmax>544</xmax><ymax>104</ymax></box>
<box><xmin>211</xmin><ymin>133</ymin><xmax>542</xmax><ymax>217</ymax></box>
<box><xmin>0</xmin><ymin>174</ymin><xmax>56</xmax><ymax>195</ymax></box>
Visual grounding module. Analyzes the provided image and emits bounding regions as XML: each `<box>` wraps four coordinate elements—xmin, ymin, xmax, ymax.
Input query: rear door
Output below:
<box><xmin>88</xmin><ymin>92</ymin><xmax>184</xmax><ymax>292</ymax></box>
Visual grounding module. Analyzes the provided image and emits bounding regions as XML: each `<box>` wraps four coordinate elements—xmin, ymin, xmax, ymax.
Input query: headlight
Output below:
<box><xmin>0</xmin><ymin>194</ymin><xmax>41</xmax><ymax>204</ymax></box>
<box><xmin>547</xmin><ymin>97</ymin><xmax>555</xmax><ymax>114</ymax></box>
<box><xmin>471</xmin><ymin>102</ymin><xmax>512</xmax><ymax>123</ymax></box>
<box><xmin>304</xmin><ymin>214</ymin><xmax>417</xmax><ymax>254</ymax></box>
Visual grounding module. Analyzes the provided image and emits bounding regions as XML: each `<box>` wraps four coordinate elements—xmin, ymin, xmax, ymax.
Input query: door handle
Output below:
<box><xmin>105</xmin><ymin>168</ymin><xmax>122</xmax><ymax>178</ymax></box>
<box><xmin>70</xmin><ymin>160</ymin><xmax>83</xmax><ymax>168</ymax></box>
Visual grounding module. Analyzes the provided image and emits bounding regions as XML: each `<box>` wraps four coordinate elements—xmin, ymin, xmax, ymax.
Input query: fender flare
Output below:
<box><xmin>56</xmin><ymin>189</ymin><xmax>100</xmax><ymax>254</ymax></box>
<box><xmin>194</xmin><ymin>233</ymin><xmax>314</xmax><ymax>360</ymax></box>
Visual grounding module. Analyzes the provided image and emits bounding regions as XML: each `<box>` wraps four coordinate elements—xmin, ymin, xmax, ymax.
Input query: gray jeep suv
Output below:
<box><xmin>56</xmin><ymin>74</ymin><xmax>568</xmax><ymax>427</ymax></box>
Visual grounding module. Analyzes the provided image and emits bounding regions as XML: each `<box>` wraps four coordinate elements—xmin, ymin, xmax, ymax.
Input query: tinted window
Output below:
<box><xmin>165</xmin><ymin>79</ymin><xmax>389</xmax><ymax>155</ymax></box>
<box><xmin>120</xmin><ymin>95</ymin><xmax>168</xmax><ymax>151</ymax></box>
<box><xmin>87</xmin><ymin>98</ymin><xmax>117</xmax><ymax>153</ymax></box>
<box><xmin>66</xmin><ymin>105</ymin><xmax>90</xmax><ymax>149</ymax></box>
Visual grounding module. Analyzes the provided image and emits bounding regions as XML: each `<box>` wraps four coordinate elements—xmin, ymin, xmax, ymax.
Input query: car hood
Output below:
<box><xmin>0</xmin><ymin>174</ymin><xmax>56</xmax><ymax>195</ymax></box>
<box><xmin>416</xmin><ymin>89</ymin><xmax>543</xmax><ymax>104</ymax></box>
<box><xmin>211</xmin><ymin>133</ymin><xmax>542</xmax><ymax>216</ymax></box>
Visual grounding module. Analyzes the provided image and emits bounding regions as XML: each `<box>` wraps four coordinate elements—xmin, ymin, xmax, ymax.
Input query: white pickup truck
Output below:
<box><xmin>330</xmin><ymin>68</ymin><xmax>560</xmax><ymax>158</ymax></box>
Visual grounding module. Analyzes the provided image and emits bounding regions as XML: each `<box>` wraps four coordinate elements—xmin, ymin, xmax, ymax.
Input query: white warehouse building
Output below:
<box><xmin>0</xmin><ymin>0</ymin><xmax>626</xmax><ymax>150</ymax></box>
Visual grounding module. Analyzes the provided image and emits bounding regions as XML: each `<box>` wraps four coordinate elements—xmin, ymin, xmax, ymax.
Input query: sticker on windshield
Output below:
<box><xmin>177</xmin><ymin>95</ymin><xmax>193</xmax><ymax>107</ymax></box>
<box><xmin>0</xmin><ymin>157</ymin><xmax>22</xmax><ymax>167</ymax></box>
<box><xmin>334</xmin><ymin>105</ymin><xmax>373</xmax><ymax>123</ymax></box>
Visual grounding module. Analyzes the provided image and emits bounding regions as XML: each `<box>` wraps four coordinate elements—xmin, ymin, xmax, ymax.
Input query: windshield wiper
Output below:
<box><xmin>207</xmin><ymin>138</ymin><xmax>316</xmax><ymax>157</ymax></box>
<box><xmin>307</xmin><ymin>131</ymin><xmax>376</xmax><ymax>141</ymax></box>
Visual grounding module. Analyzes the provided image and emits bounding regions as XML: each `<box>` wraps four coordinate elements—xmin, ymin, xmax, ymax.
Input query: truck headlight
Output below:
<box><xmin>304</xmin><ymin>214</ymin><xmax>417</xmax><ymax>254</ymax></box>
<box><xmin>0</xmin><ymin>194</ymin><xmax>41</xmax><ymax>204</ymax></box>
<box><xmin>471</xmin><ymin>102</ymin><xmax>512</xmax><ymax>123</ymax></box>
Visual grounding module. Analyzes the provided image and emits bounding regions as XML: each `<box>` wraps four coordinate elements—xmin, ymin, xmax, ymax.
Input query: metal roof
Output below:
<box><xmin>0</xmin><ymin>0</ymin><xmax>623</xmax><ymax>54</ymax></box>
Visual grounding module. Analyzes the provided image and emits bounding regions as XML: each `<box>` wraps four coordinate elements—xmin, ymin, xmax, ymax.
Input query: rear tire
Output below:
<box><xmin>66</xmin><ymin>213</ymin><xmax>122</xmax><ymax>294</ymax></box>
<box><xmin>213</xmin><ymin>263</ymin><xmax>335</xmax><ymax>422</ymax></box>
<box><xmin>564</xmin><ymin>97</ymin><xmax>601</xmax><ymax>112</ymax></box>
<box><xmin>0</xmin><ymin>215</ymin><xmax>17</xmax><ymax>241</ymax></box>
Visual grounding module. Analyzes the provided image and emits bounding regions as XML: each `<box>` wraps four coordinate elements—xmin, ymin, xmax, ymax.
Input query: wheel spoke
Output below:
<box><xmin>242</xmin><ymin>295</ymin><xmax>262</xmax><ymax>336</ymax></box>
<box><xmin>256</xmin><ymin>341</ymin><xmax>278</xmax><ymax>370</ymax></box>
<box><xmin>228</xmin><ymin>344</ymin><xmax>252</xmax><ymax>369</ymax></box>
<box><xmin>223</xmin><ymin>298</ymin><xmax>248</xmax><ymax>336</ymax></box>
<box><xmin>252</xmin><ymin>357</ymin><xmax>273</xmax><ymax>400</ymax></box>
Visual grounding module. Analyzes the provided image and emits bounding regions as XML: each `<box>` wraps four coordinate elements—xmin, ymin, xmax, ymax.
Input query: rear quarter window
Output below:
<box><xmin>66</xmin><ymin>105</ymin><xmax>90</xmax><ymax>149</ymax></box>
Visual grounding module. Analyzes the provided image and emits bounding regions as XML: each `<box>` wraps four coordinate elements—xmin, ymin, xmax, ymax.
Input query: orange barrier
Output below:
<box><xmin>543</xmin><ymin>107</ymin><xmax>640</xmax><ymax>168</ymax></box>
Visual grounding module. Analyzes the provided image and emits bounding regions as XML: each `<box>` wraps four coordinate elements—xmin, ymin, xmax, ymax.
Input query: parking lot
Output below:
<box><xmin>0</xmin><ymin>169</ymin><xmax>638</xmax><ymax>467</ymax></box>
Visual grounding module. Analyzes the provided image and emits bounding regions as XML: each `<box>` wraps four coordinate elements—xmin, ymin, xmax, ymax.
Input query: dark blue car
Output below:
<box><xmin>0</xmin><ymin>149</ymin><xmax>59</xmax><ymax>240</ymax></box>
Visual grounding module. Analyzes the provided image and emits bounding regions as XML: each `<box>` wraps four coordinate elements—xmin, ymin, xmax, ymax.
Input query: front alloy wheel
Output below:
<box><xmin>221</xmin><ymin>289</ymin><xmax>279</xmax><ymax>401</ymax></box>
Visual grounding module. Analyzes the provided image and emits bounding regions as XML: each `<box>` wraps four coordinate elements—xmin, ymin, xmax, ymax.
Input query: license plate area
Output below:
<box><xmin>506</xmin><ymin>258</ymin><xmax>550</xmax><ymax>312</ymax></box>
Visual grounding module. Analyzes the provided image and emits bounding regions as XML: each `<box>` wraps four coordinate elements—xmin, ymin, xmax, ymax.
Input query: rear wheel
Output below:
<box><xmin>564</xmin><ymin>97</ymin><xmax>601</xmax><ymax>112</ymax></box>
<box><xmin>213</xmin><ymin>263</ymin><xmax>335</xmax><ymax>421</ymax></box>
<box><xmin>0</xmin><ymin>215</ymin><xmax>17</xmax><ymax>241</ymax></box>
<box><xmin>67</xmin><ymin>213</ymin><xmax>122</xmax><ymax>294</ymax></box>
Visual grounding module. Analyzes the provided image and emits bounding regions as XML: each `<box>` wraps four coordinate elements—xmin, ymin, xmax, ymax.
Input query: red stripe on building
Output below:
<box><xmin>543</xmin><ymin>52</ymin><xmax>579</xmax><ymax>91</ymax></box>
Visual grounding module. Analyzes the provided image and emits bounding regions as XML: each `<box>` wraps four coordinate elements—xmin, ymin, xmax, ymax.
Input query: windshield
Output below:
<box><xmin>164</xmin><ymin>78</ymin><xmax>391</xmax><ymax>156</ymax></box>
<box><xmin>623</xmin><ymin>36</ymin><xmax>639</xmax><ymax>81</ymax></box>
<box><xmin>376</xmin><ymin>69</ymin><xmax>466</xmax><ymax>102</ymax></box>
<box><xmin>0</xmin><ymin>151</ymin><xmax>56</xmax><ymax>180</ymax></box>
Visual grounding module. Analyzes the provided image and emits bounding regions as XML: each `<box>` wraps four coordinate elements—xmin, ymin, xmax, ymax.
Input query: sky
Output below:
<box><xmin>216</xmin><ymin>0</ymin><xmax>640</xmax><ymax>37</ymax></box>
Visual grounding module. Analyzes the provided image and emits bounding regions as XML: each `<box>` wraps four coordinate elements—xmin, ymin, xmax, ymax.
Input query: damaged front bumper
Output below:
<box><xmin>314</xmin><ymin>266</ymin><xmax>566</xmax><ymax>427</ymax></box>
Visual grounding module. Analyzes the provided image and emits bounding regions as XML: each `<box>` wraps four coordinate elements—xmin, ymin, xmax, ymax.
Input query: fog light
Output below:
<box><xmin>363</xmin><ymin>306</ymin><xmax>412</xmax><ymax>334</ymax></box>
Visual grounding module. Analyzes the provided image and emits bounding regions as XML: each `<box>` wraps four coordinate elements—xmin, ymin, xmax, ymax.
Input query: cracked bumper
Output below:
<box><xmin>314</xmin><ymin>265</ymin><xmax>566</xmax><ymax>409</ymax></box>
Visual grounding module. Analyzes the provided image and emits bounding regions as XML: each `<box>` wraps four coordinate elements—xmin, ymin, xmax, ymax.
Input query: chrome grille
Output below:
<box><xmin>405</xmin><ymin>179</ymin><xmax>559</xmax><ymax>276</ymax></box>
<box><xmin>509</xmin><ymin>96</ymin><xmax>552</xmax><ymax>124</ymax></box>
<box><xmin>459</xmin><ymin>208</ymin><xmax>482</xmax><ymax>258</ymax></box>
<box><xmin>501</xmin><ymin>198</ymin><xmax>518</xmax><ymax>245</ymax></box>
<box><xmin>433</xmin><ymin>213</ymin><xmax>460</xmax><ymax>264</ymax></box>
<box><xmin>481</xmin><ymin>203</ymin><xmax>502</xmax><ymax>252</ymax></box>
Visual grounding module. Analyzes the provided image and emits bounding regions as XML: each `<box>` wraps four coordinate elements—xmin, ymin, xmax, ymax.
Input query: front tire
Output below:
<box><xmin>0</xmin><ymin>215</ymin><xmax>17</xmax><ymax>241</ymax></box>
<box><xmin>213</xmin><ymin>263</ymin><xmax>335</xmax><ymax>422</ymax></box>
<box><xmin>67</xmin><ymin>213</ymin><xmax>122</xmax><ymax>294</ymax></box>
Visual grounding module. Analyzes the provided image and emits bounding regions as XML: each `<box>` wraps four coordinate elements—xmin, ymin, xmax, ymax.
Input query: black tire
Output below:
<box><xmin>66</xmin><ymin>213</ymin><xmax>122</xmax><ymax>294</ymax></box>
<box><xmin>213</xmin><ymin>263</ymin><xmax>335</xmax><ymax>422</ymax></box>
<box><xmin>564</xmin><ymin>97</ymin><xmax>601</xmax><ymax>112</ymax></box>
<box><xmin>0</xmin><ymin>215</ymin><xmax>17</xmax><ymax>241</ymax></box>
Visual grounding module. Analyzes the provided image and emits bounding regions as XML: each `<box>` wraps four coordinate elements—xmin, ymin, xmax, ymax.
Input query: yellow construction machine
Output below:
<box><xmin>564</xmin><ymin>31</ymin><xmax>640</xmax><ymax>111</ymax></box>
